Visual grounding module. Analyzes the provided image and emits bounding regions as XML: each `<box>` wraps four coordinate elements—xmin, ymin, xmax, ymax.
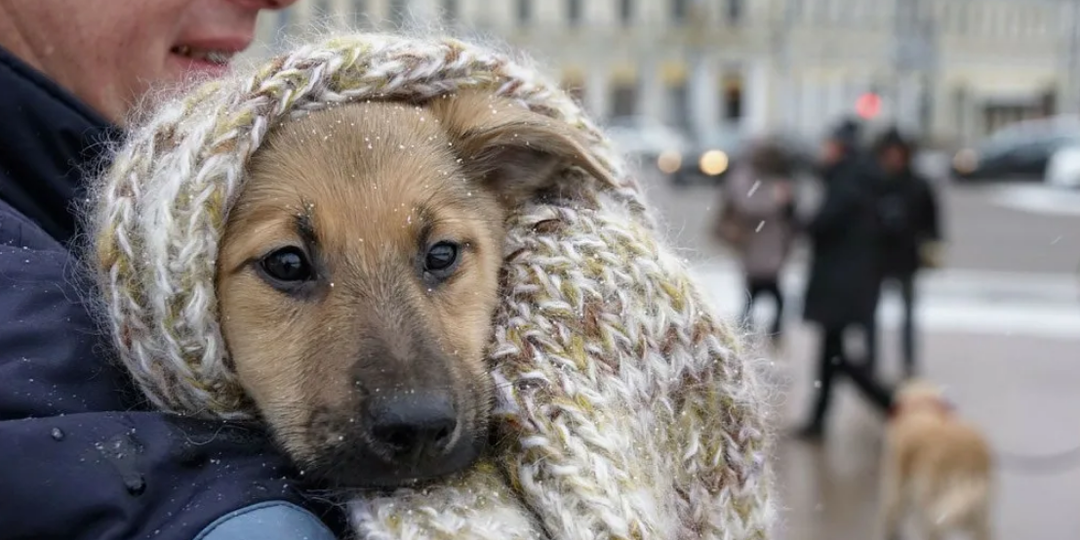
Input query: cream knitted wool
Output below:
<box><xmin>88</xmin><ymin>33</ymin><xmax>776</xmax><ymax>540</ymax></box>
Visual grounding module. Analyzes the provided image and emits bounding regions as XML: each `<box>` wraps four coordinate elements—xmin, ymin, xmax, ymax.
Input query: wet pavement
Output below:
<box><xmin>767</xmin><ymin>327</ymin><xmax>1080</xmax><ymax>540</ymax></box>
<box><xmin>639</xmin><ymin>171</ymin><xmax>1080</xmax><ymax>539</ymax></box>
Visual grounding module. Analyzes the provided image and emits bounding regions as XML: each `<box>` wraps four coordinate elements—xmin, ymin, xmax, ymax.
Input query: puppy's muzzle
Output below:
<box><xmin>366</xmin><ymin>392</ymin><xmax>457</xmax><ymax>463</ymax></box>
<box><xmin>306</xmin><ymin>386</ymin><xmax>482</xmax><ymax>488</ymax></box>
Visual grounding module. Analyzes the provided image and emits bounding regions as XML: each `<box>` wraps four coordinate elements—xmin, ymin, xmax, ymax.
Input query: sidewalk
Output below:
<box><xmin>772</xmin><ymin>327</ymin><xmax>1080</xmax><ymax>540</ymax></box>
<box><xmin>689</xmin><ymin>263</ymin><xmax>1080</xmax><ymax>339</ymax></box>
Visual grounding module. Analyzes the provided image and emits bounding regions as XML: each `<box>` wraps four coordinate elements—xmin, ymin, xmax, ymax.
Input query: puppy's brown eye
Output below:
<box><xmin>423</xmin><ymin>242</ymin><xmax>459</xmax><ymax>275</ymax></box>
<box><xmin>260</xmin><ymin>247</ymin><xmax>313</xmax><ymax>284</ymax></box>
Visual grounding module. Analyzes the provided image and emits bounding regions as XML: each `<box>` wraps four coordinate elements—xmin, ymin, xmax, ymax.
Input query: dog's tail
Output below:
<box><xmin>928</xmin><ymin>475</ymin><xmax>991</xmax><ymax>531</ymax></box>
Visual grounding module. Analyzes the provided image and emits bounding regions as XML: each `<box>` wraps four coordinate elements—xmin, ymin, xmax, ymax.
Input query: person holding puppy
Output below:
<box><xmin>0</xmin><ymin>1</ymin><xmax>343</xmax><ymax>539</ymax></box>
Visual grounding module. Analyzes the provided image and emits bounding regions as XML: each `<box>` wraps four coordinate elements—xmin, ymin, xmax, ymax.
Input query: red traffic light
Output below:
<box><xmin>855</xmin><ymin>93</ymin><xmax>881</xmax><ymax>119</ymax></box>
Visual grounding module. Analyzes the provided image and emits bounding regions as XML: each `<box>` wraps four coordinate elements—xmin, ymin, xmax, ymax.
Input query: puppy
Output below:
<box><xmin>876</xmin><ymin>379</ymin><xmax>994</xmax><ymax>540</ymax></box>
<box><xmin>215</xmin><ymin>91</ymin><xmax>609</xmax><ymax>488</ymax></box>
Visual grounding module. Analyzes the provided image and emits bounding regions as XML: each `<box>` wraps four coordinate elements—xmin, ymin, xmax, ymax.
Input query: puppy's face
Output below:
<box><xmin>216</xmin><ymin>92</ymin><xmax>607</xmax><ymax>488</ymax></box>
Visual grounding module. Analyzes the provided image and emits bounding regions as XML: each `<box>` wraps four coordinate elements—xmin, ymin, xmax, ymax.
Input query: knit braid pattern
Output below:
<box><xmin>88</xmin><ymin>32</ymin><xmax>775</xmax><ymax>539</ymax></box>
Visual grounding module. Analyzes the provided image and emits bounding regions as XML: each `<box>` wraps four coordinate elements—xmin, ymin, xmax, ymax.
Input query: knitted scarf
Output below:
<box><xmin>87</xmin><ymin>33</ymin><xmax>775</xmax><ymax>540</ymax></box>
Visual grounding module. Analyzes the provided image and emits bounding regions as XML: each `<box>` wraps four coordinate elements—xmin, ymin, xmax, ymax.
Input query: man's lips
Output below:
<box><xmin>169</xmin><ymin>38</ymin><xmax>251</xmax><ymax>67</ymax></box>
<box><xmin>170</xmin><ymin>45</ymin><xmax>235</xmax><ymax>65</ymax></box>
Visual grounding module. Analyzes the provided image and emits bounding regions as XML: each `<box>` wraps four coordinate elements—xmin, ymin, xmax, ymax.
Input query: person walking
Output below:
<box><xmin>0</xmin><ymin>1</ymin><xmax>345</xmax><ymax>539</ymax></box>
<box><xmin>713</xmin><ymin>140</ymin><xmax>798</xmax><ymax>347</ymax></box>
<box><xmin>871</xmin><ymin>127</ymin><xmax>943</xmax><ymax>378</ymax></box>
<box><xmin>795</xmin><ymin>119</ymin><xmax>894</xmax><ymax>441</ymax></box>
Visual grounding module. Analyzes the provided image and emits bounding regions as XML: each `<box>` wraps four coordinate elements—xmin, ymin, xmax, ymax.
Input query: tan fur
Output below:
<box><xmin>215</xmin><ymin>90</ymin><xmax>606</xmax><ymax>488</ymax></box>
<box><xmin>877</xmin><ymin>379</ymin><xmax>995</xmax><ymax>540</ymax></box>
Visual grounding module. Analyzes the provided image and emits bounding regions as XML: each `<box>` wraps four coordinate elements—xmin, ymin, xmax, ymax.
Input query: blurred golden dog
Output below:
<box><xmin>876</xmin><ymin>379</ymin><xmax>994</xmax><ymax>540</ymax></box>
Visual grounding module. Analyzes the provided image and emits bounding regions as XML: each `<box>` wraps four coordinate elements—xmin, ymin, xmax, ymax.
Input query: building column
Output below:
<box><xmin>808</xmin><ymin>74</ymin><xmax>832</xmax><ymax>137</ymax></box>
<box><xmin>956</xmin><ymin>87</ymin><xmax>978</xmax><ymax>144</ymax></box>
<box><xmin>586</xmin><ymin>62</ymin><xmax>610</xmax><ymax>120</ymax></box>
<box><xmin>894</xmin><ymin>72</ymin><xmax>922</xmax><ymax>133</ymax></box>
<box><xmin>799</xmin><ymin>72</ymin><xmax>818</xmax><ymax>136</ymax></box>
<box><xmin>687</xmin><ymin>55</ymin><xmax>717</xmax><ymax>136</ymax></box>
<box><xmin>827</xmin><ymin>75</ymin><xmax>844</xmax><ymax>126</ymax></box>
<box><xmin>927</xmin><ymin>76</ymin><xmax>953</xmax><ymax>143</ymax></box>
<box><xmin>639</xmin><ymin>57</ymin><xmax>665</xmax><ymax>120</ymax></box>
<box><xmin>743</xmin><ymin>59</ymin><xmax>770</xmax><ymax>136</ymax></box>
<box><xmin>1065</xmin><ymin>0</ymin><xmax>1080</xmax><ymax>114</ymax></box>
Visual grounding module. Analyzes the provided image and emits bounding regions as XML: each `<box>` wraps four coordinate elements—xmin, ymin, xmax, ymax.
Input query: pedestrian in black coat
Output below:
<box><xmin>801</xmin><ymin>137</ymin><xmax>882</xmax><ymax>330</ymax></box>
<box><xmin>870</xmin><ymin>127</ymin><xmax>943</xmax><ymax>378</ymax></box>
<box><xmin>795</xmin><ymin>119</ymin><xmax>894</xmax><ymax>441</ymax></box>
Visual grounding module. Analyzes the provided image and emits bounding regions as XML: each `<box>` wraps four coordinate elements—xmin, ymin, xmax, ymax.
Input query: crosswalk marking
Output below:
<box><xmin>983</xmin><ymin>183</ymin><xmax>1080</xmax><ymax>217</ymax></box>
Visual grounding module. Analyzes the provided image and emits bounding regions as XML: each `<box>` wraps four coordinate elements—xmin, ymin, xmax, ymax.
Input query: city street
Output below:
<box><xmin>636</xmin><ymin>169</ymin><xmax>1080</xmax><ymax>540</ymax></box>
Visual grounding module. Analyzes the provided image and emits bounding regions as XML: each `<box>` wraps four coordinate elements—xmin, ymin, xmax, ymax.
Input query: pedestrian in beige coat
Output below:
<box><xmin>714</xmin><ymin>140</ymin><xmax>798</xmax><ymax>345</ymax></box>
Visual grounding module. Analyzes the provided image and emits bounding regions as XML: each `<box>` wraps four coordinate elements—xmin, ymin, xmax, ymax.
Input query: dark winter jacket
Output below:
<box><xmin>801</xmin><ymin>152</ymin><xmax>883</xmax><ymax>329</ymax></box>
<box><xmin>873</xmin><ymin>167</ymin><xmax>941</xmax><ymax>277</ymax></box>
<box><xmin>0</xmin><ymin>45</ymin><xmax>340</xmax><ymax>540</ymax></box>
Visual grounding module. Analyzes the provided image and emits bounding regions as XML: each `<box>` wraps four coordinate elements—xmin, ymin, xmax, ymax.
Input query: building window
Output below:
<box><xmin>619</xmin><ymin>0</ymin><xmax>633</xmax><ymax>26</ymax></box>
<box><xmin>1042</xmin><ymin>90</ymin><xmax>1057</xmax><ymax>117</ymax></box>
<box><xmin>562</xmin><ymin>78</ymin><xmax>586</xmax><ymax>105</ymax></box>
<box><xmin>919</xmin><ymin>81</ymin><xmax>933</xmax><ymax>134</ymax></box>
<box><xmin>721</xmin><ymin>75</ymin><xmax>743</xmax><ymax>122</ymax></box>
<box><xmin>726</xmin><ymin>0</ymin><xmax>743</xmax><ymax>25</ymax></box>
<box><xmin>668</xmin><ymin>82</ymin><xmax>691</xmax><ymax>130</ymax></box>
<box><xmin>441</xmin><ymin>0</ymin><xmax>458</xmax><ymax>24</ymax></box>
<box><xmin>672</xmin><ymin>0</ymin><xmax>688</xmax><ymax>24</ymax></box>
<box><xmin>724</xmin><ymin>87</ymin><xmax>743</xmax><ymax>121</ymax></box>
<box><xmin>953</xmin><ymin>87</ymin><xmax>967</xmax><ymax>136</ymax></box>
<box><xmin>611</xmin><ymin>83</ymin><xmax>638</xmax><ymax>118</ymax></box>
<box><xmin>567</xmin><ymin>0</ymin><xmax>583</xmax><ymax>26</ymax></box>
<box><xmin>517</xmin><ymin>0</ymin><xmax>532</xmax><ymax>26</ymax></box>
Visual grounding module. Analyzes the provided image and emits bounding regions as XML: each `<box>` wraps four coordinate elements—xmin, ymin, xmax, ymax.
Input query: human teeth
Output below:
<box><xmin>171</xmin><ymin>45</ymin><xmax>233</xmax><ymax>65</ymax></box>
<box><xmin>205</xmin><ymin>50</ymin><xmax>231</xmax><ymax>64</ymax></box>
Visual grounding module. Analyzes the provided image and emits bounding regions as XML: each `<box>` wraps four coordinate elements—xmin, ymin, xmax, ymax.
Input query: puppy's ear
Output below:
<box><xmin>428</xmin><ymin>90</ymin><xmax>614</xmax><ymax>206</ymax></box>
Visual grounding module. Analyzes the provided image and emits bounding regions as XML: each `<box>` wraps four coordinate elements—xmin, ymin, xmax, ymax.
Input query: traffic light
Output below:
<box><xmin>855</xmin><ymin>92</ymin><xmax>881</xmax><ymax>119</ymax></box>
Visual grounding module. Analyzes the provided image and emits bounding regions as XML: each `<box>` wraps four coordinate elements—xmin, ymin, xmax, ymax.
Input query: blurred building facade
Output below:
<box><xmin>249</xmin><ymin>0</ymin><xmax>1080</xmax><ymax>145</ymax></box>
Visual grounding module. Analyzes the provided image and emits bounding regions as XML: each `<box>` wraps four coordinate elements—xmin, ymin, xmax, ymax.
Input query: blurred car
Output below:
<box><xmin>671</xmin><ymin>127</ymin><xmax>747</xmax><ymax>186</ymax></box>
<box><xmin>985</xmin><ymin>114</ymin><xmax>1080</xmax><ymax>141</ymax></box>
<box><xmin>951</xmin><ymin>127</ymin><xmax>1080</xmax><ymax>182</ymax></box>
<box><xmin>1044</xmin><ymin>144</ymin><xmax>1080</xmax><ymax>189</ymax></box>
<box><xmin>605</xmin><ymin>116</ymin><xmax>691</xmax><ymax>172</ymax></box>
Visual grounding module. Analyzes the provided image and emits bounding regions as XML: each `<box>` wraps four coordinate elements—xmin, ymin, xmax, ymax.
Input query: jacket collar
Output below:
<box><xmin>0</xmin><ymin>45</ymin><xmax>121</xmax><ymax>246</ymax></box>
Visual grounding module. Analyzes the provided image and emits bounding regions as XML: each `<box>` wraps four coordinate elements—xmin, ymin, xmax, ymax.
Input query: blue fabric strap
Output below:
<box><xmin>195</xmin><ymin>501</ymin><xmax>337</xmax><ymax>540</ymax></box>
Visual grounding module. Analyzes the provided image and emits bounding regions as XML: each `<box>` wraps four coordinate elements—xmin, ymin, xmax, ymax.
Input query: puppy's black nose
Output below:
<box><xmin>367</xmin><ymin>394</ymin><xmax>457</xmax><ymax>459</ymax></box>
